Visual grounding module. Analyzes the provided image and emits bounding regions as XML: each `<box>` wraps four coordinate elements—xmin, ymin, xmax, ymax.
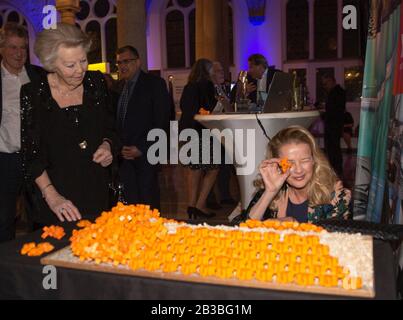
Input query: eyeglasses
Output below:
<box><xmin>115</xmin><ymin>58</ymin><xmax>138</xmax><ymax>67</ymax></box>
<box><xmin>5</xmin><ymin>44</ymin><xmax>28</xmax><ymax>51</ymax></box>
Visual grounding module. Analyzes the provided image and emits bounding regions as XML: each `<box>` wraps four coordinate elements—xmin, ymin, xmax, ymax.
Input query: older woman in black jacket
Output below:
<box><xmin>21</xmin><ymin>23</ymin><xmax>119</xmax><ymax>226</ymax></box>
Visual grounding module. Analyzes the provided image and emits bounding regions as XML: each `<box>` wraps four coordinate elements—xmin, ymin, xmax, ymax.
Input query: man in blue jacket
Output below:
<box><xmin>115</xmin><ymin>46</ymin><xmax>170</xmax><ymax>210</ymax></box>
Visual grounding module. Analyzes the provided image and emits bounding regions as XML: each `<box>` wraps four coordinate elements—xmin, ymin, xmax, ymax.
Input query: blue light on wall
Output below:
<box><xmin>146</xmin><ymin>0</ymin><xmax>152</xmax><ymax>15</ymax></box>
<box><xmin>249</xmin><ymin>16</ymin><xmax>265</xmax><ymax>26</ymax></box>
<box><xmin>246</xmin><ymin>0</ymin><xmax>266</xmax><ymax>26</ymax></box>
<box><xmin>3</xmin><ymin>0</ymin><xmax>57</xmax><ymax>33</ymax></box>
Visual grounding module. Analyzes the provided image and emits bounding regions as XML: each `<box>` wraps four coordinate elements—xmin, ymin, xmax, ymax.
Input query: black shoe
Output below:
<box><xmin>190</xmin><ymin>207</ymin><xmax>216</xmax><ymax>219</ymax></box>
<box><xmin>187</xmin><ymin>207</ymin><xmax>196</xmax><ymax>219</ymax></box>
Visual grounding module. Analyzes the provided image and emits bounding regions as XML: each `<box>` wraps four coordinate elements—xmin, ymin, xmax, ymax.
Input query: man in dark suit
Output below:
<box><xmin>0</xmin><ymin>23</ymin><xmax>42</xmax><ymax>242</ymax></box>
<box><xmin>231</xmin><ymin>54</ymin><xmax>280</xmax><ymax>106</ymax></box>
<box><xmin>321</xmin><ymin>74</ymin><xmax>346</xmax><ymax>177</ymax></box>
<box><xmin>115</xmin><ymin>46</ymin><xmax>170</xmax><ymax>210</ymax></box>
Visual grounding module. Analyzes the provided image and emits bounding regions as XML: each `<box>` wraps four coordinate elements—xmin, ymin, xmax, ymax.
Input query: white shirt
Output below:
<box><xmin>257</xmin><ymin>68</ymin><xmax>269</xmax><ymax>106</ymax></box>
<box><xmin>257</xmin><ymin>68</ymin><xmax>268</xmax><ymax>93</ymax></box>
<box><xmin>0</xmin><ymin>62</ymin><xmax>30</xmax><ymax>153</ymax></box>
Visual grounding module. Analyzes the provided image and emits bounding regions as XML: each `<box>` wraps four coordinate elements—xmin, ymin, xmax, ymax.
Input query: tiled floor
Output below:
<box><xmin>16</xmin><ymin>148</ymin><xmax>357</xmax><ymax>236</ymax></box>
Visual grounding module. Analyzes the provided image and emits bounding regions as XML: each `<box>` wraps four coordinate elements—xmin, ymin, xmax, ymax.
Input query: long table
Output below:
<box><xmin>0</xmin><ymin>223</ymin><xmax>397</xmax><ymax>300</ymax></box>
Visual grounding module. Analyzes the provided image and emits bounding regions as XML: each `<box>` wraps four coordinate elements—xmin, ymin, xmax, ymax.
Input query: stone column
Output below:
<box><xmin>116</xmin><ymin>0</ymin><xmax>148</xmax><ymax>70</ymax></box>
<box><xmin>56</xmin><ymin>0</ymin><xmax>80</xmax><ymax>25</ymax></box>
<box><xmin>195</xmin><ymin>0</ymin><xmax>230</xmax><ymax>77</ymax></box>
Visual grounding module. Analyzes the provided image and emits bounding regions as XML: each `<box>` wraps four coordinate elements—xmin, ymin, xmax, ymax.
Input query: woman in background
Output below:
<box><xmin>179</xmin><ymin>59</ymin><xmax>219</xmax><ymax>220</ymax></box>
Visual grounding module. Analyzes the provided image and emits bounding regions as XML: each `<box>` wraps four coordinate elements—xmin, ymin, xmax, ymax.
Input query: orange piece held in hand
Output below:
<box><xmin>41</xmin><ymin>225</ymin><xmax>65</xmax><ymax>240</ymax></box>
<box><xmin>279</xmin><ymin>158</ymin><xmax>292</xmax><ymax>173</ymax></box>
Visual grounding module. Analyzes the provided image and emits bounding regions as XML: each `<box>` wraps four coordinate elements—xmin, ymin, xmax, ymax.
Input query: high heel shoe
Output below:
<box><xmin>187</xmin><ymin>207</ymin><xmax>196</xmax><ymax>219</ymax></box>
<box><xmin>191</xmin><ymin>207</ymin><xmax>216</xmax><ymax>219</ymax></box>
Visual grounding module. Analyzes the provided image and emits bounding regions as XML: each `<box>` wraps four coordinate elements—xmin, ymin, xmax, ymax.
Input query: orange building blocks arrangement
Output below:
<box><xmin>68</xmin><ymin>203</ymin><xmax>363</xmax><ymax>290</ymax></box>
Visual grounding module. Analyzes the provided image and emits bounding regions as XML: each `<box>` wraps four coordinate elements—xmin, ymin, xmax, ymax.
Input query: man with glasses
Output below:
<box><xmin>115</xmin><ymin>46</ymin><xmax>169</xmax><ymax>210</ymax></box>
<box><xmin>0</xmin><ymin>23</ymin><xmax>42</xmax><ymax>242</ymax></box>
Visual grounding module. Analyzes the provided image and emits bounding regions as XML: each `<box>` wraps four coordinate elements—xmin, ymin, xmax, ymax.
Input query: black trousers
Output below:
<box><xmin>324</xmin><ymin>128</ymin><xmax>343</xmax><ymax>177</ymax></box>
<box><xmin>118</xmin><ymin>157</ymin><xmax>160</xmax><ymax>211</ymax></box>
<box><xmin>0</xmin><ymin>152</ymin><xmax>22</xmax><ymax>242</ymax></box>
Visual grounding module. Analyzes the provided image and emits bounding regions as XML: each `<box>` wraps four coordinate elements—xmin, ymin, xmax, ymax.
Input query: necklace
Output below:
<box><xmin>50</xmin><ymin>75</ymin><xmax>81</xmax><ymax>98</ymax></box>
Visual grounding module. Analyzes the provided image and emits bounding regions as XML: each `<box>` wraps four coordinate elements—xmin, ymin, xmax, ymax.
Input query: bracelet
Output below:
<box><xmin>41</xmin><ymin>183</ymin><xmax>53</xmax><ymax>198</ymax></box>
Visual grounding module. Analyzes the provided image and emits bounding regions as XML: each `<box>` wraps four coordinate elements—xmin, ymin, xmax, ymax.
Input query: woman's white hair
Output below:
<box><xmin>34</xmin><ymin>23</ymin><xmax>92</xmax><ymax>72</ymax></box>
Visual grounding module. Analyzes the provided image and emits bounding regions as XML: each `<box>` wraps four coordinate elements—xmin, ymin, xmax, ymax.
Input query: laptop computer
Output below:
<box><xmin>262</xmin><ymin>72</ymin><xmax>293</xmax><ymax>113</ymax></box>
<box><xmin>225</xmin><ymin>72</ymin><xmax>293</xmax><ymax>114</ymax></box>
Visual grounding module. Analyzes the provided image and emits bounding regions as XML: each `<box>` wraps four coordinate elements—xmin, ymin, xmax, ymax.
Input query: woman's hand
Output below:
<box><xmin>93</xmin><ymin>141</ymin><xmax>113</xmax><ymax>167</ymax></box>
<box><xmin>218</xmin><ymin>95</ymin><xmax>234</xmax><ymax>113</ymax></box>
<box><xmin>121</xmin><ymin>146</ymin><xmax>143</xmax><ymax>160</ymax></box>
<box><xmin>246</xmin><ymin>83</ymin><xmax>257</xmax><ymax>95</ymax></box>
<box><xmin>259</xmin><ymin>159</ymin><xmax>290</xmax><ymax>193</ymax></box>
<box><xmin>44</xmin><ymin>188</ymin><xmax>82</xmax><ymax>222</ymax></box>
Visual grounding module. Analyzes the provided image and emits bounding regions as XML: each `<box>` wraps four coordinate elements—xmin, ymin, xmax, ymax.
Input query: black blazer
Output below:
<box><xmin>179</xmin><ymin>79</ymin><xmax>216</xmax><ymax>133</ymax></box>
<box><xmin>0</xmin><ymin>63</ymin><xmax>43</xmax><ymax>127</ymax></box>
<box><xmin>20</xmin><ymin>70</ymin><xmax>120</xmax><ymax>183</ymax></box>
<box><xmin>118</xmin><ymin>70</ymin><xmax>170</xmax><ymax>155</ymax></box>
<box><xmin>230</xmin><ymin>67</ymin><xmax>280</xmax><ymax>104</ymax></box>
<box><xmin>324</xmin><ymin>84</ymin><xmax>346</xmax><ymax>130</ymax></box>
<box><xmin>20</xmin><ymin>70</ymin><xmax>120</xmax><ymax>224</ymax></box>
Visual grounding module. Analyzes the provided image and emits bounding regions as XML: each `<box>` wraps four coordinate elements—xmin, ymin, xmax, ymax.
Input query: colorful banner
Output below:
<box><xmin>386</xmin><ymin>2</ymin><xmax>403</xmax><ymax>225</ymax></box>
<box><xmin>394</xmin><ymin>4</ymin><xmax>403</xmax><ymax>95</ymax></box>
<box><xmin>353</xmin><ymin>0</ymin><xmax>402</xmax><ymax>223</ymax></box>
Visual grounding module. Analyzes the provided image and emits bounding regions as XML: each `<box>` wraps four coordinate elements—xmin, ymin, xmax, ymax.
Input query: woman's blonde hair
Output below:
<box><xmin>34</xmin><ymin>23</ymin><xmax>91</xmax><ymax>72</ymax></box>
<box><xmin>259</xmin><ymin>125</ymin><xmax>338</xmax><ymax>208</ymax></box>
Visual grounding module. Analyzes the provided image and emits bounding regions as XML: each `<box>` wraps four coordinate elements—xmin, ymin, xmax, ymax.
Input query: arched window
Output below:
<box><xmin>166</xmin><ymin>10</ymin><xmax>186</xmax><ymax>68</ymax></box>
<box><xmin>165</xmin><ymin>0</ymin><xmax>194</xmax><ymax>69</ymax></box>
<box><xmin>314</xmin><ymin>0</ymin><xmax>337</xmax><ymax>59</ymax></box>
<box><xmin>188</xmin><ymin>9</ymin><xmax>196</xmax><ymax>67</ymax></box>
<box><xmin>343</xmin><ymin>0</ymin><xmax>361</xmax><ymax>58</ymax></box>
<box><xmin>164</xmin><ymin>0</ymin><xmax>234</xmax><ymax>69</ymax></box>
<box><xmin>0</xmin><ymin>9</ymin><xmax>27</xmax><ymax>29</ymax></box>
<box><xmin>286</xmin><ymin>0</ymin><xmax>309</xmax><ymax>60</ymax></box>
<box><xmin>284</xmin><ymin>0</ymin><xmax>363</xmax><ymax>104</ymax></box>
<box><xmin>76</xmin><ymin>0</ymin><xmax>117</xmax><ymax>68</ymax></box>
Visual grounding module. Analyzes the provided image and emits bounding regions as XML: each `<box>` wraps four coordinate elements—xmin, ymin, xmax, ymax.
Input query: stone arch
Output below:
<box><xmin>0</xmin><ymin>0</ymin><xmax>40</xmax><ymax>64</ymax></box>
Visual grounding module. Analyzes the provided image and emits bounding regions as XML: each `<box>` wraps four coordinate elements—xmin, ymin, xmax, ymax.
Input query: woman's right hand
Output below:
<box><xmin>259</xmin><ymin>159</ymin><xmax>290</xmax><ymax>194</ymax></box>
<box><xmin>44</xmin><ymin>189</ymin><xmax>82</xmax><ymax>222</ymax></box>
